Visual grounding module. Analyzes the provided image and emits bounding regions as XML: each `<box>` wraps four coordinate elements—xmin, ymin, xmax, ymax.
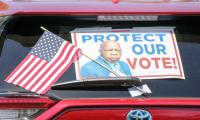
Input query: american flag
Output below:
<box><xmin>5</xmin><ymin>31</ymin><xmax>80</xmax><ymax>94</ymax></box>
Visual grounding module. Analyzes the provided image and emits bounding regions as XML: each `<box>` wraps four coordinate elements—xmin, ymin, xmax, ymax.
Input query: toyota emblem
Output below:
<box><xmin>127</xmin><ymin>109</ymin><xmax>152</xmax><ymax>120</ymax></box>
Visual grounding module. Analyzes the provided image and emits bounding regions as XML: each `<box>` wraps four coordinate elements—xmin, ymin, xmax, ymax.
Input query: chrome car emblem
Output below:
<box><xmin>127</xmin><ymin>109</ymin><xmax>152</xmax><ymax>120</ymax></box>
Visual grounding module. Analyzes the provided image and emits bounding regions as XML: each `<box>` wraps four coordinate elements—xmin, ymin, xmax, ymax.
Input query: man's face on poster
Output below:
<box><xmin>100</xmin><ymin>41</ymin><xmax>122</xmax><ymax>63</ymax></box>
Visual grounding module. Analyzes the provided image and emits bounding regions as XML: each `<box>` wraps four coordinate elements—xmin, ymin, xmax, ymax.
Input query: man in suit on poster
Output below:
<box><xmin>80</xmin><ymin>40</ymin><xmax>132</xmax><ymax>78</ymax></box>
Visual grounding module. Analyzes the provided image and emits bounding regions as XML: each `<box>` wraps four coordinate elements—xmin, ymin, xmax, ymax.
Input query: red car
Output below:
<box><xmin>0</xmin><ymin>0</ymin><xmax>200</xmax><ymax>120</ymax></box>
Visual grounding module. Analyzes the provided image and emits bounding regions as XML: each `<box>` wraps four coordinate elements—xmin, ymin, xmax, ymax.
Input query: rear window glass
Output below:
<box><xmin>0</xmin><ymin>16</ymin><xmax>200</xmax><ymax>98</ymax></box>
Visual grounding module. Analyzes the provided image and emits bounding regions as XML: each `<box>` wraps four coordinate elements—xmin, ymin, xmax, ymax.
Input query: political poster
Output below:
<box><xmin>70</xmin><ymin>27</ymin><xmax>185</xmax><ymax>80</ymax></box>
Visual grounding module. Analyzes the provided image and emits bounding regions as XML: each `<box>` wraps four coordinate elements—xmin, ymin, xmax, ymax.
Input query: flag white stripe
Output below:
<box><xmin>31</xmin><ymin>43</ymin><xmax>73</xmax><ymax>92</ymax></box>
<box><xmin>13</xmin><ymin>57</ymin><xmax>40</xmax><ymax>84</ymax></box>
<box><xmin>25</xmin><ymin>42</ymin><xmax>67</xmax><ymax>90</ymax></box>
<box><xmin>7</xmin><ymin>55</ymin><xmax>34</xmax><ymax>83</ymax></box>
<box><xmin>37</xmin><ymin>47</ymin><xmax>79</xmax><ymax>94</ymax></box>
<box><xmin>19</xmin><ymin>59</ymin><xmax>46</xmax><ymax>86</ymax></box>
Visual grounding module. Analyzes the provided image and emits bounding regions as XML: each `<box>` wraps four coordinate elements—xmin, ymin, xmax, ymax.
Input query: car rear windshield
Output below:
<box><xmin>0</xmin><ymin>15</ymin><xmax>200</xmax><ymax>98</ymax></box>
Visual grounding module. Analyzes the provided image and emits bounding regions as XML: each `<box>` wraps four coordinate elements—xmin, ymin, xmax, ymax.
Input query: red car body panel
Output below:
<box><xmin>0</xmin><ymin>0</ymin><xmax>200</xmax><ymax>120</ymax></box>
<box><xmin>35</xmin><ymin>98</ymin><xmax>200</xmax><ymax>119</ymax></box>
<box><xmin>1</xmin><ymin>0</ymin><xmax>200</xmax><ymax>15</ymax></box>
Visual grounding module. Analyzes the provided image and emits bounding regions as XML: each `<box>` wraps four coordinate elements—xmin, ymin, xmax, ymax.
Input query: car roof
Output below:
<box><xmin>1</xmin><ymin>0</ymin><xmax>200</xmax><ymax>16</ymax></box>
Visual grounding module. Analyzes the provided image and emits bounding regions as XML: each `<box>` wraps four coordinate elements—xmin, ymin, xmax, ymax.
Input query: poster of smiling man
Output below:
<box><xmin>70</xmin><ymin>27</ymin><xmax>185</xmax><ymax>80</ymax></box>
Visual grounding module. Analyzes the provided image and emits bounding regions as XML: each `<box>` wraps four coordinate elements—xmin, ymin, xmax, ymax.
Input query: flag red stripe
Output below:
<box><xmin>40</xmin><ymin>48</ymin><xmax>80</xmax><ymax>94</ymax></box>
<box><xmin>15</xmin><ymin>58</ymin><xmax>44</xmax><ymax>86</ymax></box>
<box><xmin>34</xmin><ymin>45</ymin><xmax>76</xmax><ymax>93</ymax></box>
<box><xmin>22</xmin><ymin>59</ymin><xmax>48</xmax><ymax>88</ymax></box>
<box><xmin>5</xmin><ymin>54</ymin><xmax>31</xmax><ymax>83</ymax></box>
<box><xmin>8</xmin><ymin>55</ymin><xmax>36</xmax><ymax>85</ymax></box>
<box><xmin>38</xmin><ymin>47</ymin><xmax>80</xmax><ymax>94</ymax></box>
<box><xmin>19</xmin><ymin>58</ymin><xmax>47</xmax><ymax>87</ymax></box>
<box><xmin>28</xmin><ymin>42</ymin><xmax>70</xmax><ymax>91</ymax></box>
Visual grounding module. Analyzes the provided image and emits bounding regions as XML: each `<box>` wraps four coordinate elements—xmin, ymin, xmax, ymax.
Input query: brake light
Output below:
<box><xmin>97</xmin><ymin>15</ymin><xmax>158</xmax><ymax>21</ymax></box>
<box><xmin>112</xmin><ymin>0</ymin><xmax>120</xmax><ymax>4</ymax></box>
<box><xmin>0</xmin><ymin>97</ymin><xmax>56</xmax><ymax>120</ymax></box>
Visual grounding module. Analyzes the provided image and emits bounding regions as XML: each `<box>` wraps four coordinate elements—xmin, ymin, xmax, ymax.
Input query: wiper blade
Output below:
<box><xmin>52</xmin><ymin>77</ymin><xmax>142</xmax><ymax>90</ymax></box>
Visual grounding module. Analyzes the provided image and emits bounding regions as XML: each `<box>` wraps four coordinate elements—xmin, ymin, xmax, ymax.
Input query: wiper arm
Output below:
<box><xmin>52</xmin><ymin>77</ymin><xmax>150</xmax><ymax>96</ymax></box>
<box><xmin>51</xmin><ymin>77</ymin><xmax>151</xmax><ymax>97</ymax></box>
<box><xmin>52</xmin><ymin>77</ymin><xmax>141</xmax><ymax>90</ymax></box>
<box><xmin>52</xmin><ymin>77</ymin><xmax>146</xmax><ymax>91</ymax></box>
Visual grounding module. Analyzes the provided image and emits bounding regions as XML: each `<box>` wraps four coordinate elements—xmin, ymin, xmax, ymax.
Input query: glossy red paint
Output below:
<box><xmin>35</xmin><ymin>98</ymin><xmax>200</xmax><ymax>120</ymax></box>
<box><xmin>1</xmin><ymin>1</ymin><xmax>200</xmax><ymax>120</ymax></box>
<box><xmin>1</xmin><ymin>0</ymin><xmax>200</xmax><ymax>16</ymax></box>
<box><xmin>54</xmin><ymin>108</ymin><xmax>200</xmax><ymax>120</ymax></box>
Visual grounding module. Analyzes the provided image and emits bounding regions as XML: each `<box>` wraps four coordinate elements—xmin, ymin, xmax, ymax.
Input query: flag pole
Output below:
<box><xmin>40</xmin><ymin>26</ymin><xmax>49</xmax><ymax>32</ymax></box>
<box><xmin>40</xmin><ymin>26</ymin><xmax>120</xmax><ymax>77</ymax></box>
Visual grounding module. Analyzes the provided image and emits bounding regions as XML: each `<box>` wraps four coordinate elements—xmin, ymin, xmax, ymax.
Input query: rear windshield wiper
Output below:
<box><xmin>51</xmin><ymin>77</ymin><xmax>152</xmax><ymax>97</ymax></box>
<box><xmin>51</xmin><ymin>77</ymin><xmax>151</xmax><ymax>96</ymax></box>
<box><xmin>52</xmin><ymin>77</ymin><xmax>141</xmax><ymax>90</ymax></box>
